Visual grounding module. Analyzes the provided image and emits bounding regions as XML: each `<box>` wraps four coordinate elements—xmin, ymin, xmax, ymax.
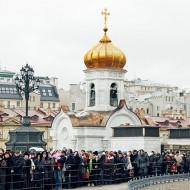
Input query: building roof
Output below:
<box><xmin>61</xmin><ymin>100</ymin><xmax>142</xmax><ymax>127</ymax></box>
<box><xmin>0</xmin><ymin>81</ymin><xmax>59</xmax><ymax>102</ymax></box>
<box><xmin>0</xmin><ymin>82</ymin><xmax>22</xmax><ymax>100</ymax></box>
<box><xmin>129</xmin><ymin>92</ymin><xmax>183</xmax><ymax>104</ymax></box>
<box><xmin>0</xmin><ymin>69</ymin><xmax>16</xmax><ymax>78</ymax></box>
<box><xmin>0</xmin><ymin>108</ymin><xmax>56</xmax><ymax>125</ymax></box>
<box><xmin>69</xmin><ymin>111</ymin><xmax>112</xmax><ymax>127</ymax></box>
<box><xmin>144</xmin><ymin>116</ymin><xmax>190</xmax><ymax>130</ymax></box>
<box><xmin>39</xmin><ymin>84</ymin><xmax>59</xmax><ymax>102</ymax></box>
<box><xmin>129</xmin><ymin>78</ymin><xmax>172</xmax><ymax>88</ymax></box>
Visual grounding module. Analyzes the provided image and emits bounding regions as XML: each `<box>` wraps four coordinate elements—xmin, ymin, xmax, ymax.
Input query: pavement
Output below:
<box><xmin>61</xmin><ymin>180</ymin><xmax>190</xmax><ymax>190</ymax></box>
<box><xmin>72</xmin><ymin>183</ymin><xmax>128</xmax><ymax>190</ymax></box>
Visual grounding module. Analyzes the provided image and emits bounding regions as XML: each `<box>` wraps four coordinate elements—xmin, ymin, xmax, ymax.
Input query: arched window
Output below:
<box><xmin>90</xmin><ymin>83</ymin><xmax>95</xmax><ymax>106</ymax></box>
<box><xmin>110</xmin><ymin>83</ymin><xmax>118</xmax><ymax>107</ymax></box>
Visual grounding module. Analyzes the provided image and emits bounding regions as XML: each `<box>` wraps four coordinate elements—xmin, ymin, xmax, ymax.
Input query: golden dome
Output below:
<box><xmin>84</xmin><ymin>8</ymin><xmax>127</xmax><ymax>69</ymax></box>
<box><xmin>84</xmin><ymin>30</ymin><xmax>127</xmax><ymax>69</ymax></box>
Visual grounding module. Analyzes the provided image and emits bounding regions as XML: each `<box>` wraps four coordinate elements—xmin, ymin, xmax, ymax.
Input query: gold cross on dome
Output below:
<box><xmin>101</xmin><ymin>8</ymin><xmax>110</xmax><ymax>28</ymax></box>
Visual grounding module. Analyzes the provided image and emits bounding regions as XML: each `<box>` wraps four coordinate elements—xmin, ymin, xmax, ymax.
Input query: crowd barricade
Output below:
<box><xmin>127</xmin><ymin>172</ymin><xmax>190</xmax><ymax>190</ymax></box>
<box><xmin>0</xmin><ymin>161</ymin><xmax>189</xmax><ymax>189</ymax></box>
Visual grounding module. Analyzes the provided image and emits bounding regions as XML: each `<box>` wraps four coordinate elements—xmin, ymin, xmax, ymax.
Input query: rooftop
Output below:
<box><xmin>129</xmin><ymin>78</ymin><xmax>173</xmax><ymax>88</ymax></box>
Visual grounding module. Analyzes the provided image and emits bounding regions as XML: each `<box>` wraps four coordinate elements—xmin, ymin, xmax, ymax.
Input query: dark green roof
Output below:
<box><xmin>0</xmin><ymin>70</ymin><xmax>15</xmax><ymax>78</ymax></box>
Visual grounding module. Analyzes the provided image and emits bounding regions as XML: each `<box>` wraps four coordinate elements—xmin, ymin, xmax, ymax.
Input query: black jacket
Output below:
<box><xmin>12</xmin><ymin>155</ymin><xmax>23</xmax><ymax>174</ymax></box>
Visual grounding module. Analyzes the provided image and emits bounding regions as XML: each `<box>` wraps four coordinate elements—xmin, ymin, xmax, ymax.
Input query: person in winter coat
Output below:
<box><xmin>149</xmin><ymin>151</ymin><xmax>155</xmax><ymax>175</ymax></box>
<box><xmin>165</xmin><ymin>152</ymin><xmax>171</xmax><ymax>174</ymax></box>
<box><xmin>72</xmin><ymin>151</ymin><xmax>81</xmax><ymax>188</ymax></box>
<box><xmin>130</xmin><ymin>150</ymin><xmax>139</xmax><ymax>177</ymax></box>
<box><xmin>97</xmin><ymin>151</ymin><xmax>106</xmax><ymax>183</ymax></box>
<box><xmin>180</xmin><ymin>154</ymin><xmax>186</xmax><ymax>173</ymax></box>
<box><xmin>41</xmin><ymin>151</ymin><xmax>53</xmax><ymax>190</ymax></box>
<box><xmin>160</xmin><ymin>152</ymin><xmax>167</xmax><ymax>174</ymax></box>
<box><xmin>59</xmin><ymin>150</ymin><xmax>67</xmax><ymax>187</ymax></box>
<box><xmin>137</xmin><ymin>149</ymin><xmax>149</xmax><ymax>177</ymax></box>
<box><xmin>33</xmin><ymin>153</ymin><xmax>44</xmax><ymax>188</ymax></box>
<box><xmin>122</xmin><ymin>152</ymin><xmax>129</xmax><ymax>171</ymax></box>
<box><xmin>185</xmin><ymin>153</ymin><xmax>190</xmax><ymax>173</ymax></box>
<box><xmin>0</xmin><ymin>155</ymin><xmax>7</xmax><ymax>190</ymax></box>
<box><xmin>4</xmin><ymin>151</ymin><xmax>13</xmax><ymax>190</ymax></box>
<box><xmin>174</xmin><ymin>151</ymin><xmax>182</xmax><ymax>173</ymax></box>
<box><xmin>65</xmin><ymin>149</ymin><xmax>74</xmax><ymax>188</ymax></box>
<box><xmin>23</xmin><ymin>152</ymin><xmax>32</xmax><ymax>188</ymax></box>
<box><xmin>12</xmin><ymin>150</ymin><xmax>24</xmax><ymax>189</ymax></box>
<box><xmin>53</xmin><ymin>157</ymin><xmax>62</xmax><ymax>190</ymax></box>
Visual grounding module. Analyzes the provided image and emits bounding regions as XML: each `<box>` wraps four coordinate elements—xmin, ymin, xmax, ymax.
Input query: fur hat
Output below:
<box><xmin>24</xmin><ymin>152</ymin><xmax>29</xmax><ymax>157</ymax></box>
<box><xmin>93</xmin><ymin>151</ymin><xmax>98</xmax><ymax>156</ymax></box>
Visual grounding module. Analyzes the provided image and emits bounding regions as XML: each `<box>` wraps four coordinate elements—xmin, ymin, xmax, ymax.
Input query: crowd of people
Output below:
<box><xmin>0</xmin><ymin>147</ymin><xmax>190</xmax><ymax>190</ymax></box>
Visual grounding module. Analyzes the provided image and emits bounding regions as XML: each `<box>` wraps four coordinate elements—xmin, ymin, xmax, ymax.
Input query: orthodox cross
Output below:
<box><xmin>101</xmin><ymin>8</ymin><xmax>110</xmax><ymax>28</ymax></box>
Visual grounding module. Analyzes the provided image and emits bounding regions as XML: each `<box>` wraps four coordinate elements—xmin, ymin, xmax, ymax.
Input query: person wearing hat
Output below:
<box><xmin>12</xmin><ymin>150</ymin><xmax>24</xmax><ymax>189</ymax></box>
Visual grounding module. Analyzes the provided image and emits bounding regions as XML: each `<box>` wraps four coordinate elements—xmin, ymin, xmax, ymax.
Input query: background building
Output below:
<box><xmin>0</xmin><ymin>107</ymin><xmax>57</xmax><ymax>150</ymax></box>
<box><xmin>0</xmin><ymin>68</ymin><xmax>60</xmax><ymax>111</ymax></box>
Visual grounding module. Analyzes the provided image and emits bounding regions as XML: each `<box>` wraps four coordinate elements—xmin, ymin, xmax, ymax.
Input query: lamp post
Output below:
<box><xmin>5</xmin><ymin>64</ymin><xmax>47</xmax><ymax>151</ymax></box>
<box><xmin>15</xmin><ymin>64</ymin><xmax>40</xmax><ymax>126</ymax></box>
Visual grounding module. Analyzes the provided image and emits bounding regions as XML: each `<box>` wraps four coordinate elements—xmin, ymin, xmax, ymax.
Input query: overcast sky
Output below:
<box><xmin>0</xmin><ymin>0</ymin><xmax>190</xmax><ymax>90</ymax></box>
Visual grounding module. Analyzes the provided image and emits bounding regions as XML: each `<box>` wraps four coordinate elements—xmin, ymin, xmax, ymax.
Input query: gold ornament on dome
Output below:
<box><xmin>101</xmin><ymin>7</ymin><xmax>110</xmax><ymax>33</ymax></box>
<box><xmin>84</xmin><ymin>8</ymin><xmax>127</xmax><ymax>70</ymax></box>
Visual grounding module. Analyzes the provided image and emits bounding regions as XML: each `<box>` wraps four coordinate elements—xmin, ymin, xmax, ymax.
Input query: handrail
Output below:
<box><xmin>128</xmin><ymin>172</ymin><xmax>190</xmax><ymax>190</ymax></box>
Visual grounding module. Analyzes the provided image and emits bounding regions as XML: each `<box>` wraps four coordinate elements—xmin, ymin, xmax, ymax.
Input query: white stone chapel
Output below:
<box><xmin>50</xmin><ymin>9</ymin><xmax>160</xmax><ymax>152</ymax></box>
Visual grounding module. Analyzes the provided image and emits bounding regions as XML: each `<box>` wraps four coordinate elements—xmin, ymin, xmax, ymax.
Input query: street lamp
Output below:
<box><xmin>5</xmin><ymin>64</ymin><xmax>46</xmax><ymax>151</ymax></box>
<box><xmin>15</xmin><ymin>63</ymin><xmax>40</xmax><ymax>126</ymax></box>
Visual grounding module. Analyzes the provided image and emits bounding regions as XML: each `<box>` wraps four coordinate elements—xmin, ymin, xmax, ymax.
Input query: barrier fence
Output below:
<box><xmin>0</xmin><ymin>161</ymin><xmax>188</xmax><ymax>190</ymax></box>
<box><xmin>127</xmin><ymin>172</ymin><xmax>190</xmax><ymax>190</ymax></box>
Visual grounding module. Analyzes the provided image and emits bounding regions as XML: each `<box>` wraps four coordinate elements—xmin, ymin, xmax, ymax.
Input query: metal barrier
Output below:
<box><xmin>0</xmin><ymin>161</ymin><xmax>189</xmax><ymax>190</ymax></box>
<box><xmin>127</xmin><ymin>172</ymin><xmax>190</xmax><ymax>190</ymax></box>
<box><xmin>0</xmin><ymin>163</ymin><xmax>132</xmax><ymax>190</ymax></box>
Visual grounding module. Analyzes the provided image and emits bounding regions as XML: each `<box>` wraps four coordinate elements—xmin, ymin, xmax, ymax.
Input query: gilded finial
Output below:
<box><xmin>101</xmin><ymin>8</ymin><xmax>110</xmax><ymax>33</ymax></box>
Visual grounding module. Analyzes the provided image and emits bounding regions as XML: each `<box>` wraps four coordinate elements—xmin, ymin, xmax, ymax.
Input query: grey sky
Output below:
<box><xmin>0</xmin><ymin>0</ymin><xmax>190</xmax><ymax>90</ymax></box>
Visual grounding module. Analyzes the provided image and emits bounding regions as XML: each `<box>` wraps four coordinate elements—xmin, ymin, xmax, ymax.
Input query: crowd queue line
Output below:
<box><xmin>0</xmin><ymin>147</ymin><xmax>189</xmax><ymax>190</ymax></box>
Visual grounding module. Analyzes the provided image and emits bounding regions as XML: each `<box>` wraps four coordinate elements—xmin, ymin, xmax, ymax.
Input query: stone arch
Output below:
<box><xmin>50</xmin><ymin>110</ymin><xmax>74</xmax><ymax>150</ymax></box>
<box><xmin>105</xmin><ymin>106</ymin><xmax>142</xmax><ymax>150</ymax></box>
